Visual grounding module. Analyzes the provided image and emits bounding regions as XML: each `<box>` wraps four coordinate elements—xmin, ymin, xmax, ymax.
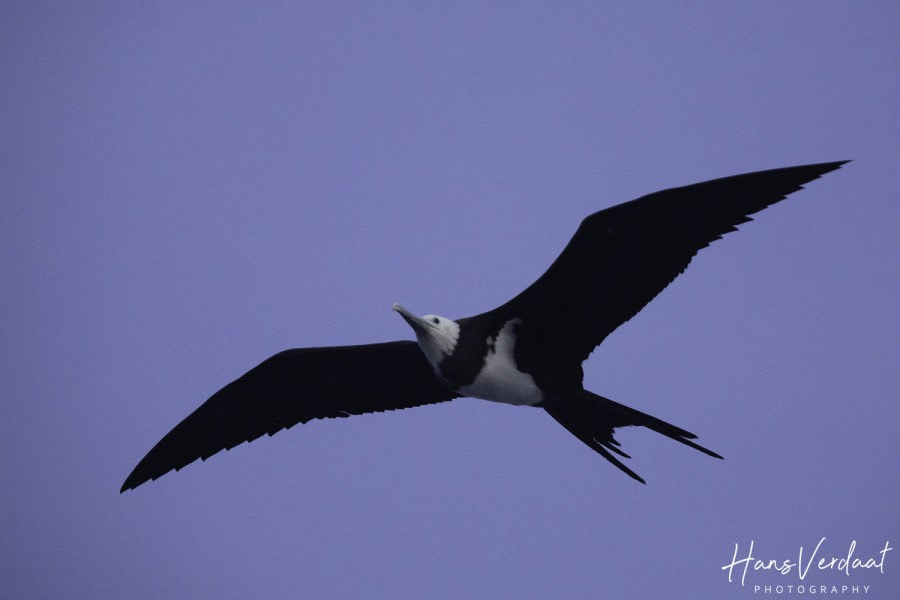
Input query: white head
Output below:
<box><xmin>392</xmin><ymin>303</ymin><xmax>460</xmax><ymax>370</ymax></box>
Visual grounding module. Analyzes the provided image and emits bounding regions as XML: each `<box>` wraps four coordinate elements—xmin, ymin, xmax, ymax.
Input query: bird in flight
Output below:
<box><xmin>121</xmin><ymin>161</ymin><xmax>847</xmax><ymax>491</ymax></box>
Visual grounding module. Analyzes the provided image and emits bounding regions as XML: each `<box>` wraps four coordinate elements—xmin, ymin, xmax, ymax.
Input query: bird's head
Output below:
<box><xmin>392</xmin><ymin>303</ymin><xmax>460</xmax><ymax>370</ymax></box>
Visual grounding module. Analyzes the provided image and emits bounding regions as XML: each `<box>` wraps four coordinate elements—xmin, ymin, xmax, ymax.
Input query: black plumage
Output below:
<box><xmin>121</xmin><ymin>343</ymin><xmax>458</xmax><ymax>492</ymax></box>
<box><xmin>122</xmin><ymin>161</ymin><xmax>846</xmax><ymax>492</ymax></box>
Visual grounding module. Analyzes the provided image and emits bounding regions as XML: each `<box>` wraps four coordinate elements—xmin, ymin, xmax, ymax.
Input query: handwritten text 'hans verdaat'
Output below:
<box><xmin>722</xmin><ymin>538</ymin><xmax>892</xmax><ymax>587</ymax></box>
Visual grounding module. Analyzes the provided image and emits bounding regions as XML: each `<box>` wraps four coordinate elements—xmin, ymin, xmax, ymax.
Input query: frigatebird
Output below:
<box><xmin>121</xmin><ymin>161</ymin><xmax>847</xmax><ymax>491</ymax></box>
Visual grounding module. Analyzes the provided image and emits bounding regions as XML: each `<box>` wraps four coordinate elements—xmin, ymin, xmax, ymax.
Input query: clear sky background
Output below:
<box><xmin>2</xmin><ymin>2</ymin><xmax>898</xmax><ymax>598</ymax></box>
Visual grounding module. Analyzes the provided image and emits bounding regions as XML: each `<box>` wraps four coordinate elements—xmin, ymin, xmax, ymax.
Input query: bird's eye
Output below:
<box><xmin>432</xmin><ymin>317</ymin><xmax>440</xmax><ymax>324</ymax></box>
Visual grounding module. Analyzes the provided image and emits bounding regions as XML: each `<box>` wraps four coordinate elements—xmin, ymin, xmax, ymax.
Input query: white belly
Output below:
<box><xmin>457</xmin><ymin>318</ymin><xmax>543</xmax><ymax>406</ymax></box>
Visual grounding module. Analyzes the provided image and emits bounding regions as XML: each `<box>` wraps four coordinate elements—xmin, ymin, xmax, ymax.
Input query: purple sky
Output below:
<box><xmin>2</xmin><ymin>3</ymin><xmax>898</xmax><ymax>598</ymax></box>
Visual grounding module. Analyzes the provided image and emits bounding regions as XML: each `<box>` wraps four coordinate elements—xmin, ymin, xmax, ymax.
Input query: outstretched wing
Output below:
<box><xmin>483</xmin><ymin>161</ymin><xmax>848</xmax><ymax>365</ymax></box>
<box><xmin>121</xmin><ymin>341</ymin><xmax>457</xmax><ymax>492</ymax></box>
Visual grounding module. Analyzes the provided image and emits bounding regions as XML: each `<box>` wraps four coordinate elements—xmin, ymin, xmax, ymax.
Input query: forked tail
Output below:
<box><xmin>543</xmin><ymin>390</ymin><xmax>722</xmax><ymax>483</ymax></box>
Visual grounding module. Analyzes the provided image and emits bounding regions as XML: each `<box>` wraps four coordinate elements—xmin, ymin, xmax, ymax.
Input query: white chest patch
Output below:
<box><xmin>458</xmin><ymin>318</ymin><xmax>543</xmax><ymax>406</ymax></box>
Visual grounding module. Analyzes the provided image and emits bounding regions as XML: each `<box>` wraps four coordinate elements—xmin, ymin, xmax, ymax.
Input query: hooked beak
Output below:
<box><xmin>392</xmin><ymin>303</ymin><xmax>429</xmax><ymax>336</ymax></box>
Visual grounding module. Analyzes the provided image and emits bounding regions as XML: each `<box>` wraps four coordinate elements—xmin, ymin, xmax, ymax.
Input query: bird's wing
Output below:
<box><xmin>481</xmin><ymin>161</ymin><xmax>847</xmax><ymax>365</ymax></box>
<box><xmin>121</xmin><ymin>341</ymin><xmax>457</xmax><ymax>492</ymax></box>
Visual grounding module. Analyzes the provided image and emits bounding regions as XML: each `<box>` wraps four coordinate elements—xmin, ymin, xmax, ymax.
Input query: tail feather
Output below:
<box><xmin>544</xmin><ymin>390</ymin><xmax>722</xmax><ymax>483</ymax></box>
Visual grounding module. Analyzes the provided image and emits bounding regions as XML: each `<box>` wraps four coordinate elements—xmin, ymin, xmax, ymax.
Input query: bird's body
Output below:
<box><xmin>441</xmin><ymin>316</ymin><xmax>542</xmax><ymax>406</ymax></box>
<box><xmin>121</xmin><ymin>161</ymin><xmax>847</xmax><ymax>492</ymax></box>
